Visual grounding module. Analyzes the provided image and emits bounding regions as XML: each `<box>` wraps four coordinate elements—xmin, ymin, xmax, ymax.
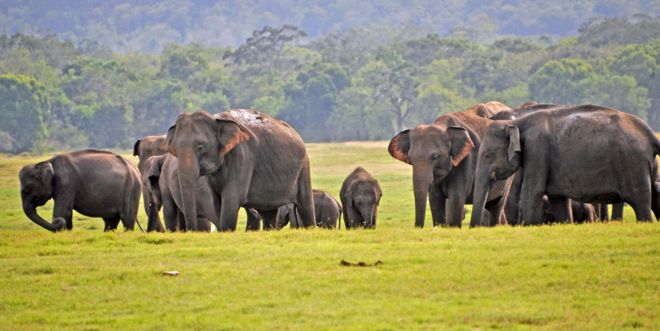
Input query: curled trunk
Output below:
<box><xmin>22</xmin><ymin>202</ymin><xmax>65</xmax><ymax>232</ymax></box>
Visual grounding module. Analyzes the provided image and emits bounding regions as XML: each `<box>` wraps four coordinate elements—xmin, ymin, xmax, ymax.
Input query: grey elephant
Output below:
<box><xmin>165</xmin><ymin>109</ymin><xmax>316</xmax><ymax>231</ymax></box>
<box><xmin>340</xmin><ymin>167</ymin><xmax>382</xmax><ymax>229</ymax></box>
<box><xmin>133</xmin><ymin>135</ymin><xmax>167</xmax><ymax>232</ymax></box>
<box><xmin>19</xmin><ymin>150</ymin><xmax>141</xmax><ymax>232</ymax></box>
<box><xmin>276</xmin><ymin>190</ymin><xmax>342</xmax><ymax>229</ymax></box>
<box><xmin>313</xmin><ymin>190</ymin><xmax>342</xmax><ymax>229</ymax></box>
<box><xmin>472</xmin><ymin>104</ymin><xmax>660</xmax><ymax>226</ymax></box>
<box><xmin>388</xmin><ymin>102</ymin><xmax>513</xmax><ymax>228</ymax></box>
<box><xmin>492</xmin><ymin>102</ymin><xmax>628</xmax><ymax>225</ymax></box>
<box><xmin>143</xmin><ymin>154</ymin><xmax>215</xmax><ymax>231</ymax></box>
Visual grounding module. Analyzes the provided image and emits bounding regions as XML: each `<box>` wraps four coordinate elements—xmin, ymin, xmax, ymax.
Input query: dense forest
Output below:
<box><xmin>0</xmin><ymin>6</ymin><xmax>658</xmax><ymax>153</ymax></box>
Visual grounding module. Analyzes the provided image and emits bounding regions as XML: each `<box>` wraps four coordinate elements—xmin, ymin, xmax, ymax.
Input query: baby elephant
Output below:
<box><xmin>313</xmin><ymin>190</ymin><xmax>342</xmax><ymax>229</ymax></box>
<box><xmin>144</xmin><ymin>154</ymin><xmax>216</xmax><ymax>232</ymax></box>
<box><xmin>275</xmin><ymin>190</ymin><xmax>343</xmax><ymax>229</ymax></box>
<box><xmin>542</xmin><ymin>196</ymin><xmax>597</xmax><ymax>224</ymax></box>
<box><xmin>340</xmin><ymin>167</ymin><xmax>382</xmax><ymax>229</ymax></box>
<box><xmin>19</xmin><ymin>149</ymin><xmax>141</xmax><ymax>232</ymax></box>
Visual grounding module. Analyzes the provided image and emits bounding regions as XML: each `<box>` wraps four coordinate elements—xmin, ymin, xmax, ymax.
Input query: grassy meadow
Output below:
<box><xmin>0</xmin><ymin>142</ymin><xmax>658</xmax><ymax>330</ymax></box>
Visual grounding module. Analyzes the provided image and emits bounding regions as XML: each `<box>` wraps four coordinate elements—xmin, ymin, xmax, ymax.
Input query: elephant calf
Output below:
<box><xmin>19</xmin><ymin>149</ymin><xmax>141</xmax><ymax>232</ymax></box>
<box><xmin>340</xmin><ymin>167</ymin><xmax>382</xmax><ymax>229</ymax></box>
<box><xmin>275</xmin><ymin>190</ymin><xmax>342</xmax><ymax>229</ymax></box>
<box><xmin>144</xmin><ymin>154</ymin><xmax>217</xmax><ymax>232</ymax></box>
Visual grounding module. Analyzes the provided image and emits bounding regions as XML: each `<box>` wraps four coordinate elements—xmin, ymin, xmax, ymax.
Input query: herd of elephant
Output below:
<box><xmin>18</xmin><ymin>102</ymin><xmax>660</xmax><ymax>233</ymax></box>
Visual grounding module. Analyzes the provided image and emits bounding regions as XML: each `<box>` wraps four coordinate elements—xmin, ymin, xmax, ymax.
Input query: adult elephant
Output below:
<box><xmin>471</xmin><ymin>104</ymin><xmax>660</xmax><ymax>226</ymax></box>
<box><xmin>340</xmin><ymin>167</ymin><xmax>382</xmax><ymax>229</ymax></box>
<box><xmin>133</xmin><ymin>135</ymin><xmax>167</xmax><ymax>232</ymax></box>
<box><xmin>19</xmin><ymin>150</ymin><xmax>141</xmax><ymax>232</ymax></box>
<box><xmin>165</xmin><ymin>109</ymin><xmax>316</xmax><ymax>231</ymax></box>
<box><xmin>143</xmin><ymin>154</ymin><xmax>215</xmax><ymax>231</ymax></box>
<box><xmin>388</xmin><ymin>102</ymin><xmax>513</xmax><ymax>228</ymax></box>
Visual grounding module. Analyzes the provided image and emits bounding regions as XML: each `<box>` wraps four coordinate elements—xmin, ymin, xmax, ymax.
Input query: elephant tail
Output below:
<box><xmin>135</xmin><ymin>218</ymin><xmax>145</xmax><ymax>232</ymax></box>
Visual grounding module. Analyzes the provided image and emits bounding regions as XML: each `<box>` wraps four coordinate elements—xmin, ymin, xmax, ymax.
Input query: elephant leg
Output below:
<box><xmin>428</xmin><ymin>185</ymin><xmax>447</xmax><ymax>227</ymax></box>
<box><xmin>161</xmin><ymin>195</ymin><xmax>179</xmax><ymax>232</ymax></box>
<box><xmin>176</xmin><ymin>210</ymin><xmax>187</xmax><ymax>231</ymax></box>
<box><xmin>295</xmin><ymin>165</ymin><xmax>316</xmax><ymax>227</ymax></box>
<box><xmin>245</xmin><ymin>208</ymin><xmax>261</xmax><ymax>231</ymax></box>
<box><xmin>504</xmin><ymin>172</ymin><xmax>522</xmax><ymax>225</ymax></box>
<box><xmin>445</xmin><ymin>195</ymin><xmax>465</xmax><ymax>228</ymax></box>
<box><xmin>548</xmin><ymin>197</ymin><xmax>572</xmax><ymax>224</ymax></box>
<box><xmin>260</xmin><ymin>210</ymin><xmax>278</xmax><ymax>231</ymax></box>
<box><xmin>51</xmin><ymin>194</ymin><xmax>74</xmax><ymax>230</ymax></box>
<box><xmin>218</xmin><ymin>196</ymin><xmax>240</xmax><ymax>231</ymax></box>
<box><xmin>484</xmin><ymin>196</ymin><xmax>505</xmax><ymax>227</ymax></box>
<box><xmin>346</xmin><ymin>205</ymin><xmax>362</xmax><ymax>229</ymax></box>
<box><xmin>597</xmin><ymin>204</ymin><xmax>609</xmax><ymax>221</ymax></box>
<box><xmin>103</xmin><ymin>216</ymin><xmax>120</xmax><ymax>231</ymax></box>
<box><xmin>611</xmin><ymin>203</ymin><xmax>624</xmax><ymax>221</ymax></box>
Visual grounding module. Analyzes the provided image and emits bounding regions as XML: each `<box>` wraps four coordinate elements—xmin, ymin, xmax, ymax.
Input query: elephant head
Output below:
<box><xmin>165</xmin><ymin>111</ymin><xmax>254</xmax><ymax>231</ymax></box>
<box><xmin>18</xmin><ymin>161</ymin><xmax>66</xmax><ymax>232</ymax></box>
<box><xmin>388</xmin><ymin>125</ymin><xmax>474</xmax><ymax>227</ymax></box>
<box><xmin>144</xmin><ymin>155</ymin><xmax>167</xmax><ymax>210</ymax></box>
<box><xmin>470</xmin><ymin>123</ymin><xmax>521</xmax><ymax>227</ymax></box>
<box><xmin>348</xmin><ymin>182</ymin><xmax>382</xmax><ymax>228</ymax></box>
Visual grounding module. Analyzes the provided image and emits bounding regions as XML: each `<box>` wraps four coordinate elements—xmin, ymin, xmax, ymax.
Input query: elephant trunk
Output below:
<box><xmin>470</xmin><ymin>163</ymin><xmax>492</xmax><ymax>227</ymax></box>
<box><xmin>22</xmin><ymin>201</ymin><xmax>65</xmax><ymax>232</ymax></box>
<box><xmin>177</xmin><ymin>152</ymin><xmax>199</xmax><ymax>231</ymax></box>
<box><xmin>412</xmin><ymin>164</ymin><xmax>433</xmax><ymax>228</ymax></box>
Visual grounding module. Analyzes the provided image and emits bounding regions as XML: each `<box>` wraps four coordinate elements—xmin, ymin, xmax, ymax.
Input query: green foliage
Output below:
<box><xmin>0</xmin><ymin>74</ymin><xmax>50</xmax><ymax>153</ymax></box>
<box><xmin>0</xmin><ymin>14</ymin><xmax>659</xmax><ymax>150</ymax></box>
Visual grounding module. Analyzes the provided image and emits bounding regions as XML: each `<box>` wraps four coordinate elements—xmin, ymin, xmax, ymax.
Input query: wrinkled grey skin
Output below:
<box><xmin>19</xmin><ymin>150</ymin><xmax>141</xmax><ymax>232</ymax></box>
<box><xmin>276</xmin><ymin>190</ymin><xmax>342</xmax><ymax>229</ymax></box>
<box><xmin>388</xmin><ymin>102</ymin><xmax>513</xmax><ymax>228</ymax></box>
<box><xmin>340</xmin><ymin>167</ymin><xmax>382</xmax><ymax>229</ymax></box>
<box><xmin>144</xmin><ymin>154</ymin><xmax>215</xmax><ymax>231</ymax></box>
<box><xmin>165</xmin><ymin>110</ymin><xmax>315</xmax><ymax>231</ymax></box>
<box><xmin>144</xmin><ymin>154</ymin><xmax>261</xmax><ymax>231</ymax></box>
<box><xmin>542</xmin><ymin>196</ymin><xmax>597</xmax><ymax>224</ymax></box>
<box><xmin>133</xmin><ymin>135</ymin><xmax>167</xmax><ymax>232</ymax></box>
<box><xmin>493</xmin><ymin>102</ymin><xmax>631</xmax><ymax>225</ymax></box>
<box><xmin>472</xmin><ymin>105</ymin><xmax>660</xmax><ymax>226</ymax></box>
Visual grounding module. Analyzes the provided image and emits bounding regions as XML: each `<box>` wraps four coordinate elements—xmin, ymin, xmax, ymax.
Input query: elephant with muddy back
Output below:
<box><xmin>471</xmin><ymin>104</ymin><xmax>660</xmax><ymax>226</ymax></box>
<box><xmin>388</xmin><ymin>102</ymin><xmax>513</xmax><ymax>228</ymax></box>
<box><xmin>19</xmin><ymin>150</ymin><xmax>141</xmax><ymax>232</ymax></box>
<box><xmin>164</xmin><ymin>109</ymin><xmax>316</xmax><ymax>231</ymax></box>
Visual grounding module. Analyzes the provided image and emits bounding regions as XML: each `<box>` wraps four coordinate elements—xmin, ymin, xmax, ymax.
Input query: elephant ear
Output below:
<box><xmin>35</xmin><ymin>161</ymin><xmax>54</xmax><ymax>193</ymax></box>
<box><xmin>165</xmin><ymin>125</ymin><xmax>176</xmax><ymax>155</ymax></box>
<box><xmin>146</xmin><ymin>156</ymin><xmax>165</xmax><ymax>204</ymax></box>
<box><xmin>448</xmin><ymin>126</ymin><xmax>474</xmax><ymax>167</ymax></box>
<box><xmin>388</xmin><ymin>130</ymin><xmax>411</xmax><ymax>164</ymax></box>
<box><xmin>133</xmin><ymin>139</ymin><xmax>141</xmax><ymax>156</ymax></box>
<box><xmin>505</xmin><ymin>125</ymin><xmax>521</xmax><ymax>166</ymax></box>
<box><xmin>146</xmin><ymin>156</ymin><xmax>163</xmax><ymax>183</ymax></box>
<box><xmin>215</xmin><ymin>118</ymin><xmax>254</xmax><ymax>156</ymax></box>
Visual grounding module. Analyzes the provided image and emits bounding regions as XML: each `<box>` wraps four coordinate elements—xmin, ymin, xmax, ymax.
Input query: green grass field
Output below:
<box><xmin>0</xmin><ymin>142</ymin><xmax>658</xmax><ymax>330</ymax></box>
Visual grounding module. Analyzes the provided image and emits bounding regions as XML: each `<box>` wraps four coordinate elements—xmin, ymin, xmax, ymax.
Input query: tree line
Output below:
<box><xmin>0</xmin><ymin>15</ymin><xmax>658</xmax><ymax>153</ymax></box>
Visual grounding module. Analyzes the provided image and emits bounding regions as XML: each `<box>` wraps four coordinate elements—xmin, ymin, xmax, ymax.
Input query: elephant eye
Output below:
<box><xmin>431</xmin><ymin>154</ymin><xmax>439</xmax><ymax>161</ymax></box>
